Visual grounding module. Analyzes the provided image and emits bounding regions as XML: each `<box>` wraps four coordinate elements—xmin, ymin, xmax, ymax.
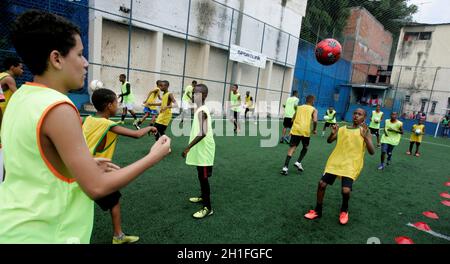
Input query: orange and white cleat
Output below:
<box><xmin>304</xmin><ymin>210</ymin><xmax>321</xmax><ymax>220</ymax></box>
<box><xmin>415</xmin><ymin>152</ymin><xmax>420</xmax><ymax>157</ymax></box>
<box><xmin>406</xmin><ymin>151</ymin><xmax>411</xmax><ymax>155</ymax></box>
<box><xmin>339</xmin><ymin>211</ymin><xmax>349</xmax><ymax>225</ymax></box>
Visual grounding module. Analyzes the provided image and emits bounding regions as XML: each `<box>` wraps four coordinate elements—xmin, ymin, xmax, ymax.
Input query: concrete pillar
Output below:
<box><xmin>260</xmin><ymin>60</ymin><xmax>273</xmax><ymax>90</ymax></box>
<box><xmin>199</xmin><ymin>43</ymin><xmax>210</xmax><ymax>79</ymax></box>
<box><xmin>88</xmin><ymin>10</ymin><xmax>103</xmax><ymax>103</ymax></box>
<box><xmin>149</xmin><ymin>31</ymin><xmax>163</xmax><ymax>85</ymax></box>
<box><xmin>284</xmin><ymin>67</ymin><xmax>294</xmax><ymax>93</ymax></box>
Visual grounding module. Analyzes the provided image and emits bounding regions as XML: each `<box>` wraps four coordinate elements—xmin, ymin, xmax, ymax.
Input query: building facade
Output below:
<box><xmin>391</xmin><ymin>23</ymin><xmax>450</xmax><ymax>121</ymax></box>
<box><xmin>89</xmin><ymin>0</ymin><xmax>308</xmax><ymax>116</ymax></box>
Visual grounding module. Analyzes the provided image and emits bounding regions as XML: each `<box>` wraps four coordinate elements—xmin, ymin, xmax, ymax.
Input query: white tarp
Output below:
<box><xmin>229</xmin><ymin>45</ymin><xmax>267</xmax><ymax>69</ymax></box>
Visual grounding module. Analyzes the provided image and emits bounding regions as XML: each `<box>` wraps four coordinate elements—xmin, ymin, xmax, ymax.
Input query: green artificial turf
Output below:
<box><xmin>90</xmin><ymin>120</ymin><xmax>450</xmax><ymax>244</ymax></box>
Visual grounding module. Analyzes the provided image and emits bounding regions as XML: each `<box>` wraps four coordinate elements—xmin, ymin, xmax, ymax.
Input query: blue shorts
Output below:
<box><xmin>144</xmin><ymin>107</ymin><xmax>158</xmax><ymax>115</ymax></box>
<box><xmin>381</xmin><ymin>143</ymin><xmax>395</xmax><ymax>154</ymax></box>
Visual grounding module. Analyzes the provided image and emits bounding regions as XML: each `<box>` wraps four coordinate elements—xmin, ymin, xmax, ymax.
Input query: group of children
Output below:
<box><xmin>0</xmin><ymin>9</ymin><xmax>433</xmax><ymax>244</ymax></box>
<box><xmin>0</xmin><ymin>10</ymin><xmax>215</xmax><ymax>244</ymax></box>
<box><xmin>279</xmin><ymin>92</ymin><xmax>427</xmax><ymax>224</ymax></box>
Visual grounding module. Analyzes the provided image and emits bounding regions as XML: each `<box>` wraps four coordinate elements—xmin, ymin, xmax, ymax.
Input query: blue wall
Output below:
<box><xmin>342</xmin><ymin>104</ymin><xmax>447</xmax><ymax>137</ymax></box>
<box><xmin>293</xmin><ymin>40</ymin><xmax>352</xmax><ymax>120</ymax></box>
<box><xmin>1</xmin><ymin>0</ymin><xmax>90</xmax><ymax>109</ymax></box>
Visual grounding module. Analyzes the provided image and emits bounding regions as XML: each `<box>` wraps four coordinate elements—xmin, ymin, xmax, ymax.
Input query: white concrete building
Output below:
<box><xmin>88</xmin><ymin>0</ymin><xmax>307</xmax><ymax>116</ymax></box>
<box><xmin>391</xmin><ymin>23</ymin><xmax>450</xmax><ymax>121</ymax></box>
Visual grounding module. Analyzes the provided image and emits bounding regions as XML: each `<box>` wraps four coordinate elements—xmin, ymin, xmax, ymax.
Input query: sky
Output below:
<box><xmin>409</xmin><ymin>0</ymin><xmax>450</xmax><ymax>24</ymax></box>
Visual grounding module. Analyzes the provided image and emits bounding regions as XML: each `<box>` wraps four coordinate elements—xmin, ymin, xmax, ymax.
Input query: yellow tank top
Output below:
<box><xmin>324</xmin><ymin>126</ymin><xmax>366</xmax><ymax>181</ymax></box>
<box><xmin>291</xmin><ymin>104</ymin><xmax>316</xmax><ymax>137</ymax></box>
<box><xmin>245</xmin><ymin>96</ymin><xmax>254</xmax><ymax>109</ymax></box>
<box><xmin>0</xmin><ymin>72</ymin><xmax>13</xmax><ymax>113</ymax></box>
<box><xmin>146</xmin><ymin>87</ymin><xmax>160</xmax><ymax>110</ymax></box>
<box><xmin>155</xmin><ymin>92</ymin><xmax>172</xmax><ymax>126</ymax></box>
<box><xmin>410</xmin><ymin>124</ymin><xmax>425</xmax><ymax>143</ymax></box>
<box><xmin>82</xmin><ymin>116</ymin><xmax>119</xmax><ymax>159</ymax></box>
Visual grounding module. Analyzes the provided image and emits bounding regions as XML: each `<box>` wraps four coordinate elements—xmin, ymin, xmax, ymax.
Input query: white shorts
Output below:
<box><xmin>121</xmin><ymin>103</ymin><xmax>134</xmax><ymax>110</ymax></box>
<box><xmin>182</xmin><ymin>101</ymin><xmax>194</xmax><ymax>111</ymax></box>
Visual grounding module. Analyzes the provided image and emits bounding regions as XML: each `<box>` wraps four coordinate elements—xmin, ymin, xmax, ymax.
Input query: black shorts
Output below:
<box><xmin>283</xmin><ymin>118</ymin><xmax>293</xmax><ymax>128</ymax></box>
<box><xmin>289</xmin><ymin>135</ymin><xmax>310</xmax><ymax>147</ymax></box>
<box><xmin>321</xmin><ymin>173</ymin><xmax>354</xmax><ymax>190</ymax></box>
<box><xmin>95</xmin><ymin>191</ymin><xmax>122</xmax><ymax>211</ymax></box>
<box><xmin>324</xmin><ymin>122</ymin><xmax>334</xmax><ymax>128</ymax></box>
<box><xmin>155</xmin><ymin>123</ymin><xmax>168</xmax><ymax>139</ymax></box>
<box><xmin>369</xmin><ymin>127</ymin><xmax>379</xmax><ymax>137</ymax></box>
<box><xmin>197</xmin><ymin>166</ymin><xmax>213</xmax><ymax>179</ymax></box>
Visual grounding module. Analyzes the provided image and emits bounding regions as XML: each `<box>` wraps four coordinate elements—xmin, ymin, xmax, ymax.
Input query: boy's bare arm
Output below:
<box><xmin>327</xmin><ymin>124</ymin><xmax>338</xmax><ymax>143</ymax></box>
<box><xmin>43</xmin><ymin>104</ymin><xmax>171</xmax><ymax>200</ymax></box>
<box><xmin>4</xmin><ymin>77</ymin><xmax>18</xmax><ymax>93</ymax></box>
<box><xmin>182</xmin><ymin>112</ymin><xmax>207</xmax><ymax>158</ymax></box>
<box><xmin>110</xmin><ymin>125</ymin><xmax>157</xmax><ymax>138</ymax></box>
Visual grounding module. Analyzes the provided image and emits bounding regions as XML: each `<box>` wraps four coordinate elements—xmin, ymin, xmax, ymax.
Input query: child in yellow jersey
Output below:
<box><xmin>281</xmin><ymin>95</ymin><xmax>317</xmax><ymax>175</ymax></box>
<box><xmin>182</xmin><ymin>84</ymin><xmax>215</xmax><ymax>219</ymax></box>
<box><xmin>407</xmin><ymin>117</ymin><xmax>425</xmax><ymax>157</ymax></box>
<box><xmin>83</xmin><ymin>88</ymin><xmax>158</xmax><ymax>244</ymax></box>
<box><xmin>378</xmin><ymin>112</ymin><xmax>403</xmax><ymax>170</ymax></box>
<box><xmin>304</xmin><ymin>108</ymin><xmax>375</xmax><ymax>225</ymax></box>
<box><xmin>135</xmin><ymin>80</ymin><xmax>162</xmax><ymax>129</ymax></box>
<box><xmin>0</xmin><ymin>10</ymin><xmax>171</xmax><ymax>243</ymax></box>
<box><xmin>148</xmin><ymin>80</ymin><xmax>178</xmax><ymax>140</ymax></box>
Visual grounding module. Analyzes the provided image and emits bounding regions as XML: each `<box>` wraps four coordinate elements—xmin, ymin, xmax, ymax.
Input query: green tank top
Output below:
<box><xmin>369</xmin><ymin>111</ymin><xmax>383</xmax><ymax>129</ymax></box>
<box><xmin>284</xmin><ymin>97</ymin><xmax>299</xmax><ymax>118</ymax></box>
<box><xmin>230</xmin><ymin>92</ymin><xmax>241</xmax><ymax>112</ymax></box>
<box><xmin>326</xmin><ymin>109</ymin><xmax>336</xmax><ymax>124</ymax></box>
<box><xmin>0</xmin><ymin>83</ymin><xmax>94</xmax><ymax>243</ymax></box>
<box><xmin>380</xmin><ymin>119</ymin><xmax>403</xmax><ymax>146</ymax></box>
<box><xmin>186</xmin><ymin>105</ymin><xmax>215</xmax><ymax>166</ymax></box>
<box><xmin>121</xmin><ymin>81</ymin><xmax>135</xmax><ymax>104</ymax></box>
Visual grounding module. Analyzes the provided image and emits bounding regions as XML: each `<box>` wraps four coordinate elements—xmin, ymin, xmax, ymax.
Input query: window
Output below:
<box><xmin>419</xmin><ymin>32</ymin><xmax>432</xmax><ymax>40</ymax></box>
<box><xmin>403</xmin><ymin>31</ymin><xmax>432</xmax><ymax>41</ymax></box>
<box><xmin>420</xmin><ymin>99</ymin><xmax>427</xmax><ymax>112</ymax></box>
<box><xmin>405</xmin><ymin>95</ymin><xmax>410</xmax><ymax>103</ymax></box>
<box><xmin>431</xmin><ymin>101</ymin><xmax>437</xmax><ymax>114</ymax></box>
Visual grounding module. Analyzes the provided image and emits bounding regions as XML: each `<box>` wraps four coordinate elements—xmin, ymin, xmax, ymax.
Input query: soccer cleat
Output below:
<box><xmin>339</xmin><ymin>211</ymin><xmax>349</xmax><ymax>225</ymax></box>
<box><xmin>377</xmin><ymin>164</ymin><xmax>384</xmax><ymax>170</ymax></box>
<box><xmin>406</xmin><ymin>151</ymin><xmax>411</xmax><ymax>155</ymax></box>
<box><xmin>304</xmin><ymin>210</ymin><xmax>321</xmax><ymax>220</ymax></box>
<box><xmin>189</xmin><ymin>197</ymin><xmax>203</xmax><ymax>203</ymax></box>
<box><xmin>133</xmin><ymin>120</ymin><xmax>141</xmax><ymax>130</ymax></box>
<box><xmin>193</xmin><ymin>207</ymin><xmax>213</xmax><ymax>219</ymax></box>
<box><xmin>112</xmin><ymin>234</ymin><xmax>139</xmax><ymax>244</ymax></box>
<box><xmin>415</xmin><ymin>152</ymin><xmax>420</xmax><ymax>157</ymax></box>
<box><xmin>294</xmin><ymin>162</ymin><xmax>304</xmax><ymax>172</ymax></box>
<box><xmin>279</xmin><ymin>138</ymin><xmax>284</xmax><ymax>144</ymax></box>
<box><xmin>280</xmin><ymin>166</ymin><xmax>288</xmax><ymax>175</ymax></box>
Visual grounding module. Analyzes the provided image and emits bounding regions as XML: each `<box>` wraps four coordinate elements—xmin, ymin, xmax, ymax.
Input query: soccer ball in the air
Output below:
<box><xmin>89</xmin><ymin>80</ymin><xmax>104</xmax><ymax>90</ymax></box>
<box><xmin>315</xmin><ymin>38</ymin><xmax>342</xmax><ymax>66</ymax></box>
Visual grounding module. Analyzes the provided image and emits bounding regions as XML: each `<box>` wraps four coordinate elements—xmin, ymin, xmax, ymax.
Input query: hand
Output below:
<box><xmin>331</xmin><ymin>124</ymin><xmax>339</xmax><ymax>135</ymax></box>
<box><xmin>94</xmin><ymin>158</ymin><xmax>120</xmax><ymax>172</ymax></box>
<box><xmin>148</xmin><ymin>126</ymin><xmax>157</xmax><ymax>135</ymax></box>
<box><xmin>181</xmin><ymin>148</ymin><xmax>190</xmax><ymax>158</ymax></box>
<box><xmin>313</xmin><ymin>130</ymin><xmax>317</xmax><ymax>135</ymax></box>
<box><xmin>360</xmin><ymin>123</ymin><xmax>370</xmax><ymax>138</ymax></box>
<box><xmin>150</xmin><ymin>135</ymin><xmax>171</xmax><ymax>159</ymax></box>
